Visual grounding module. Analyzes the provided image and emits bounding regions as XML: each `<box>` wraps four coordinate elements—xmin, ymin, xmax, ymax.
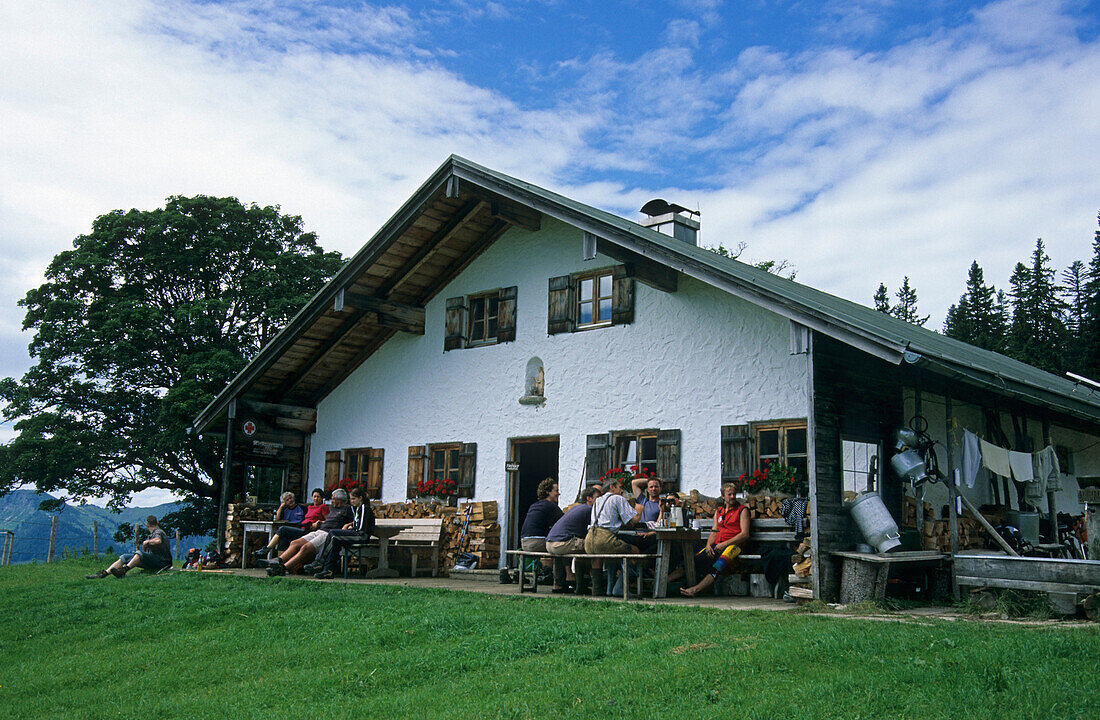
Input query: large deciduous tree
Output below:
<box><xmin>0</xmin><ymin>196</ymin><xmax>343</xmax><ymax>531</ymax></box>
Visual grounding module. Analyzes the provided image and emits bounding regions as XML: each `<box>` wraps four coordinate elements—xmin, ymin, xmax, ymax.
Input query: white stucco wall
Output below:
<box><xmin>308</xmin><ymin>217</ymin><xmax>809</xmax><ymax>537</ymax></box>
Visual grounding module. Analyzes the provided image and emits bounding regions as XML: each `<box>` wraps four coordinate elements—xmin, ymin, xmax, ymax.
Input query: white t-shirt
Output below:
<box><xmin>590</xmin><ymin>493</ymin><xmax>636</xmax><ymax>531</ymax></box>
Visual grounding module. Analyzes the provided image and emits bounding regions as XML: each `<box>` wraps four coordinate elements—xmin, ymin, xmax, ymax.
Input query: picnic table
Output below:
<box><xmin>649</xmin><ymin>527</ymin><xmax>700</xmax><ymax>598</ymax></box>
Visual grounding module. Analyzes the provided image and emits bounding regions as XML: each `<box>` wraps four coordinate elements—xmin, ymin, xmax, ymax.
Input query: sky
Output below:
<box><xmin>2</xmin><ymin>0</ymin><xmax>1100</xmax><ymax>505</ymax></box>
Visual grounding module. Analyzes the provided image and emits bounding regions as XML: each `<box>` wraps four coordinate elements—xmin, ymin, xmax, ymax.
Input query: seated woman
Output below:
<box><xmin>261</xmin><ymin>489</ymin><xmax>352</xmax><ymax>576</ymax></box>
<box><xmin>253</xmin><ymin>489</ymin><xmax>328</xmax><ymax>560</ymax></box>
<box><xmin>680</xmin><ymin>483</ymin><xmax>751</xmax><ymax>597</ymax></box>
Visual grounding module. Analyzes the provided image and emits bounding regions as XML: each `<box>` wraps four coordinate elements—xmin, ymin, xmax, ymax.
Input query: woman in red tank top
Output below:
<box><xmin>680</xmin><ymin>483</ymin><xmax>751</xmax><ymax>597</ymax></box>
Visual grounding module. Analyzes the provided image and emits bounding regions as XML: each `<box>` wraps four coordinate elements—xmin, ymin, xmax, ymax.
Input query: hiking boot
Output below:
<box><xmin>258</xmin><ymin>558</ymin><xmax>282</xmax><ymax>569</ymax></box>
<box><xmin>266</xmin><ymin>563</ymin><xmax>286</xmax><ymax>577</ymax></box>
<box><xmin>253</xmin><ymin>548</ymin><xmax>270</xmax><ymax>560</ymax></box>
<box><xmin>109</xmin><ymin>566</ymin><xmax>128</xmax><ymax>578</ymax></box>
<box><xmin>85</xmin><ymin>570</ymin><xmax>109</xmax><ymax>579</ymax></box>
<box><xmin>313</xmin><ymin>570</ymin><xmax>334</xmax><ymax>580</ymax></box>
<box><xmin>301</xmin><ymin>562</ymin><xmax>321</xmax><ymax>574</ymax></box>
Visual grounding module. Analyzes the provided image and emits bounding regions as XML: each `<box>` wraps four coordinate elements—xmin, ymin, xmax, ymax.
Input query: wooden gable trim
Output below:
<box><xmin>596</xmin><ymin>237</ymin><xmax>678</xmax><ymax>293</ymax></box>
<box><xmin>335</xmin><ymin>290</ymin><xmax>425</xmax><ymax>335</ymax></box>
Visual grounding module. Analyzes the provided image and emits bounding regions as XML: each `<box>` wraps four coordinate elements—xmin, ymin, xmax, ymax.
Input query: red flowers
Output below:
<box><xmin>599</xmin><ymin>465</ymin><xmax>657</xmax><ymax>484</ymax></box>
<box><xmin>416</xmin><ymin>477</ymin><xmax>457</xmax><ymax>497</ymax></box>
<box><xmin>730</xmin><ymin>464</ymin><xmax>806</xmax><ymax>495</ymax></box>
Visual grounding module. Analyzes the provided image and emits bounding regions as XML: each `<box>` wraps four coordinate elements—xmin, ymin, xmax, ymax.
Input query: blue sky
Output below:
<box><xmin>2</xmin><ymin>0</ymin><xmax>1100</xmax><ymax>503</ymax></box>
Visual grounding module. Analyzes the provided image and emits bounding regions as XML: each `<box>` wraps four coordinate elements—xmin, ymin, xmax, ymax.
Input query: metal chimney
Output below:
<box><xmin>640</xmin><ymin>199</ymin><xmax>700</xmax><ymax>246</ymax></box>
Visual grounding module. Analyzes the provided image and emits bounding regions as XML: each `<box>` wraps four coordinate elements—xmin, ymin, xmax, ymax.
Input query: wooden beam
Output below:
<box><xmin>268</xmin><ymin>309</ymin><xmax>371</xmax><ymax>399</ymax></box>
<box><xmin>490</xmin><ymin>200</ymin><xmax>541</xmax><ymax>232</ymax></box>
<box><xmin>237</xmin><ymin>399</ymin><xmax>316</xmax><ymax>421</ymax></box>
<box><xmin>595</xmin><ymin>238</ymin><xmax>678</xmax><ymax>292</ymax></box>
<box><xmin>376</xmin><ymin>199</ymin><xmax>488</xmax><ymax>298</ymax></box>
<box><xmin>338</xmin><ymin>291</ymin><xmax>425</xmax><ymax>335</ymax></box>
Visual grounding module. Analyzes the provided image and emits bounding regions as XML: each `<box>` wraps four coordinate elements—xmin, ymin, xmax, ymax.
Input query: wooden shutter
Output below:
<box><xmin>366</xmin><ymin>447</ymin><xmax>384</xmax><ymax>500</ymax></box>
<box><xmin>497</xmin><ymin>286</ymin><xmax>518</xmax><ymax>343</ymax></box>
<box><xmin>721</xmin><ymin>425</ymin><xmax>754</xmax><ymax>483</ymax></box>
<box><xmin>656</xmin><ymin>428</ymin><xmax>681</xmax><ymax>490</ymax></box>
<box><xmin>458</xmin><ymin>442</ymin><xmax>477</xmax><ymax>498</ymax></box>
<box><xmin>611</xmin><ymin>265</ymin><xmax>634</xmax><ymax>325</ymax></box>
<box><xmin>406</xmin><ymin>445</ymin><xmax>427</xmax><ymax>498</ymax></box>
<box><xmin>585</xmin><ymin>433</ymin><xmax>611</xmax><ymax>484</ymax></box>
<box><xmin>324</xmin><ymin>450</ymin><xmax>342</xmax><ymax>492</ymax></box>
<box><xmin>547</xmin><ymin>275</ymin><xmax>575</xmax><ymax>334</ymax></box>
<box><xmin>444</xmin><ymin>297</ymin><xmax>467</xmax><ymax>351</ymax></box>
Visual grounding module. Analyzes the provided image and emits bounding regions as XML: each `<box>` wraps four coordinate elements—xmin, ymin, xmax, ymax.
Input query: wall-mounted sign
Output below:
<box><xmin>505</xmin><ymin>461</ymin><xmax>520</xmax><ymax>472</ymax></box>
<box><xmin>252</xmin><ymin>441</ymin><xmax>282</xmax><ymax>456</ymax></box>
<box><xmin>242</xmin><ymin>420</ymin><xmax>257</xmax><ymax>437</ymax></box>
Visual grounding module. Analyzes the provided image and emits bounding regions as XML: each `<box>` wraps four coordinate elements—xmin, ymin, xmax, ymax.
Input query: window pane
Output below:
<box><xmin>579</xmin><ymin>278</ymin><xmax>593</xmax><ymax>301</ymax></box>
<box><xmin>641</xmin><ymin>436</ymin><xmax>657</xmax><ymax>464</ymax></box>
<box><xmin>433</xmin><ymin>450</ymin><xmax>445</xmax><ymax>472</ymax></box>
<box><xmin>758</xmin><ymin>429</ymin><xmax>779</xmax><ymax>457</ymax></box>
<box><xmin>789</xmin><ymin>457</ymin><xmax>809</xmax><ymax>484</ymax></box>
<box><xmin>786</xmin><ymin>427</ymin><xmax>807</xmax><ymax>455</ymax></box>
<box><xmin>598</xmin><ymin>298</ymin><xmax>612</xmax><ymax>321</ymax></box>
<box><xmin>488</xmin><ymin>316</ymin><xmax>498</xmax><ymax>337</ymax></box>
<box><xmin>599</xmin><ymin>274</ymin><xmax>612</xmax><ymax>297</ymax></box>
<box><xmin>579</xmin><ymin>300</ymin><xmax>593</xmax><ymax>325</ymax></box>
<box><xmin>488</xmin><ymin>297</ymin><xmax>499</xmax><ymax>319</ymax></box>
<box><xmin>347</xmin><ymin>454</ymin><xmax>359</xmax><ymax>475</ymax></box>
<box><xmin>471</xmin><ymin>319</ymin><xmax>484</xmax><ymax>340</ymax></box>
<box><xmin>471</xmin><ymin>298</ymin><xmax>484</xmax><ymax>323</ymax></box>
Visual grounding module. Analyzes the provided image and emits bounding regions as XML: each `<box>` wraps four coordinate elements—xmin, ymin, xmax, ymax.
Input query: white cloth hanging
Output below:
<box><xmin>980</xmin><ymin>438</ymin><xmax>1012</xmax><ymax>477</ymax></box>
<box><xmin>961</xmin><ymin>430</ymin><xmax>982</xmax><ymax>489</ymax></box>
<box><xmin>1009</xmin><ymin>451</ymin><xmax>1034</xmax><ymax>484</ymax></box>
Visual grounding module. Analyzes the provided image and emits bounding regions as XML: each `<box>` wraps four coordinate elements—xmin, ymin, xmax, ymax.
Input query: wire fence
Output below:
<box><xmin>0</xmin><ymin>519</ymin><xmax>191</xmax><ymax>566</ymax></box>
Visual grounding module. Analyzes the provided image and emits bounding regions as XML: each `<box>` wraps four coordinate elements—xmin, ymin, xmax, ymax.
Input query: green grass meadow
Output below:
<box><xmin>1</xmin><ymin>558</ymin><xmax>1097</xmax><ymax>720</ymax></box>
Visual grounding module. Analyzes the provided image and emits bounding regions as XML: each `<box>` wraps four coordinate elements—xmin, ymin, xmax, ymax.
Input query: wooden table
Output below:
<box><xmin>650</xmin><ymin>527</ymin><xmax>701</xmax><ymax>598</ymax></box>
<box><xmin>240</xmin><ymin>521</ymin><xmax>289</xmax><ymax>568</ymax></box>
<box><xmin>829</xmin><ymin>550</ymin><xmax>946</xmax><ymax>603</ymax></box>
<box><xmin>362</xmin><ymin>524</ymin><xmax>409</xmax><ymax>579</ymax></box>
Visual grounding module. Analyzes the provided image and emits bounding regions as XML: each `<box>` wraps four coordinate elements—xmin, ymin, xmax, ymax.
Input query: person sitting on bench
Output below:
<box><xmin>254</xmin><ymin>489</ymin><xmax>329</xmax><ymax>560</ymax></box>
<box><xmin>584</xmin><ymin>477</ymin><xmax>643</xmax><ymax>596</ymax></box>
<box><xmin>261</xmin><ymin>489</ymin><xmax>352</xmax><ymax>576</ymax></box>
<box><xmin>681</xmin><ymin>483</ymin><xmax>752</xmax><ymax>597</ymax></box>
<box><xmin>85</xmin><ymin>515</ymin><xmax>172</xmax><ymax>578</ymax></box>
<box><xmin>546</xmin><ymin>485</ymin><xmax>601</xmax><ymax>593</ymax></box>
<box><xmin>309</xmin><ymin>487</ymin><xmax>375</xmax><ymax>579</ymax></box>
<box><xmin>520</xmin><ymin>478</ymin><xmax>564</xmax><ymax>589</ymax></box>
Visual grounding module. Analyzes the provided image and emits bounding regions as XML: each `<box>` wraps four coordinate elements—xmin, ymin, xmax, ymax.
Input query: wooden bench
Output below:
<box><xmin>696</xmin><ymin>516</ymin><xmax>810</xmax><ymax>598</ymax></box>
<box><xmin>504</xmin><ymin>549</ymin><xmax>659</xmax><ymax>600</ymax></box>
<box><xmin>341</xmin><ymin>519</ymin><xmax>444</xmax><ymax>579</ymax></box>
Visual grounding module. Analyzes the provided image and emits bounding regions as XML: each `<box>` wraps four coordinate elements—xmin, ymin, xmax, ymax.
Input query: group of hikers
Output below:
<box><xmin>519</xmin><ymin>474</ymin><xmax>751</xmax><ymax>598</ymax></box>
<box><xmin>85</xmin><ymin>474</ymin><xmax>752</xmax><ymax>597</ymax></box>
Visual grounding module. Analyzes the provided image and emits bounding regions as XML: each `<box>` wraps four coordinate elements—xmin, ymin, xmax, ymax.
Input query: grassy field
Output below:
<box><xmin>2</xmin><ymin>558</ymin><xmax>1097</xmax><ymax>720</ymax></box>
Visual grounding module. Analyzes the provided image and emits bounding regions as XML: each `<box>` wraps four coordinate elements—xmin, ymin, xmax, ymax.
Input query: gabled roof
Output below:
<box><xmin>193</xmin><ymin>155</ymin><xmax>1100</xmax><ymax>433</ymax></box>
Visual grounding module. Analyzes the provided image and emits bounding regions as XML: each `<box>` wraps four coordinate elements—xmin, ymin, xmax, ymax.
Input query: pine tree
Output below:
<box><xmin>1081</xmin><ymin>213</ymin><xmax>1100</xmax><ymax>380</ymax></box>
<box><xmin>892</xmin><ymin>276</ymin><xmax>930</xmax><ymax>326</ymax></box>
<box><xmin>1007</xmin><ymin>239</ymin><xmax>1068</xmax><ymax>373</ymax></box>
<box><xmin>1063</xmin><ymin>260</ymin><xmax>1087</xmax><ymax>371</ymax></box>
<box><xmin>873</xmin><ymin>283</ymin><xmax>892</xmax><ymax>315</ymax></box>
<box><xmin>944</xmin><ymin>261</ymin><xmax>1005</xmax><ymax>352</ymax></box>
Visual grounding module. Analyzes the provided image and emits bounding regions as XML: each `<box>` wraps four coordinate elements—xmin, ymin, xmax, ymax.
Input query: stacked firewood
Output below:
<box><xmin>223</xmin><ymin>503</ymin><xmax>275</xmax><ymax>566</ymax></box>
<box><xmin>457</xmin><ymin>502</ymin><xmax>499</xmax><ymax>568</ymax></box>
<box><xmin>685</xmin><ymin>490</ymin><xmax>806</xmax><ymax>520</ymax></box>
<box><xmin>791</xmin><ymin>538</ymin><xmax>813</xmax><ymax>577</ymax></box>
<box><xmin>901</xmin><ymin>496</ymin><xmax>998</xmax><ymax>551</ymax></box>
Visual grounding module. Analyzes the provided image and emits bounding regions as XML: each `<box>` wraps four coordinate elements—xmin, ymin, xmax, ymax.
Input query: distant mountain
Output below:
<box><xmin>0</xmin><ymin>490</ymin><xmax>212</xmax><ymax>564</ymax></box>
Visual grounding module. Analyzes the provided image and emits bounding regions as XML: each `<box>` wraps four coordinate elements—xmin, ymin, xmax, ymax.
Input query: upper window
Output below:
<box><xmin>430</xmin><ymin>443</ymin><xmax>461</xmax><ymax>486</ymax></box>
<box><xmin>444</xmin><ymin>287</ymin><xmax>516</xmax><ymax>351</ymax></box>
<box><xmin>407</xmin><ymin>442</ymin><xmax>477</xmax><ymax>499</ymax></box>
<box><xmin>577</xmin><ymin>271</ymin><xmax>614</xmax><ymax>328</ymax></box>
<box><xmin>613</xmin><ymin>431</ymin><xmax>658</xmax><ymax>478</ymax></box>
<box><xmin>753</xmin><ymin>420</ymin><xmax>808</xmax><ymax>483</ymax></box>
<box><xmin>324</xmin><ymin>447</ymin><xmax>384</xmax><ymax>500</ymax></box>
<box><xmin>548</xmin><ymin>266</ymin><xmax>633</xmax><ymax>334</ymax></box>
<box><xmin>468</xmin><ymin>292</ymin><xmax>500</xmax><ymax>345</ymax></box>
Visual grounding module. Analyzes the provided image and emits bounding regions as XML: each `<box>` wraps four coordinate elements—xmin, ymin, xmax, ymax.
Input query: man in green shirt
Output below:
<box><xmin>85</xmin><ymin>515</ymin><xmax>173</xmax><ymax>578</ymax></box>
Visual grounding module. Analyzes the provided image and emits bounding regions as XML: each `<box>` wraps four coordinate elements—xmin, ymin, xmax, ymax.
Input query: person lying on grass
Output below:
<box><xmin>306</xmin><ymin>487</ymin><xmax>375</xmax><ymax>580</ymax></box>
<box><xmin>680</xmin><ymin>483</ymin><xmax>752</xmax><ymax>597</ymax></box>
<box><xmin>253</xmin><ymin>489</ymin><xmax>329</xmax><ymax>560</ymax></box>
<box><xmin>85</xmin><ymin>515</ymin><xmax>172</xmax><ymax>579</ymax></box>
<box><xmin>261</xmin><ymin>489</ymin><xmax>352</xmax><ymax>576</ymax></box>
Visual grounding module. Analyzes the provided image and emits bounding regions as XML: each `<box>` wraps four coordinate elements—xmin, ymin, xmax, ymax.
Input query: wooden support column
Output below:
<box><xmin>47</xmin><ymin>516</ymin><xmax>57</xmax><ymax>562</ymax></box>
<box><xmin>913</xmin><ymin>389</ymin><xmax>925</xmax><ymax>540</ymax></box>
<box><xmin>945</xmin><ymin>392</ymin><xmax>960</xmax><ymax>602</ymax></box>
<box><xmin>216</xmin><ymin>400</ymin><xmax>237</xmax><ymax>552</ymax></box>
<box><xmin>805</xmin><ymin>330</ymin><xmax>821</xmax><ymax>600</ymax></box>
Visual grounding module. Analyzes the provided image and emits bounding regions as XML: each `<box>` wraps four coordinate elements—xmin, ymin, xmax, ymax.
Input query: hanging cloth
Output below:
<box><xmin>961</xmin><ymin>430</ymin><xmax>982</xmax><ymax>489</ymax></box>
<box><xmin>1033</xmin><ymin>445</ymin><xmax>1062</xmax><ymax>494</ymax></box>
<box><xmin>980</xmin><ymin>438</ymin><xmax>1012</xmax><ymax>478</ymax></box>
<box><xmin>1009</xmin><ymin>451</ymin><xmax>1034</xmax><ymax>484</ymax></box>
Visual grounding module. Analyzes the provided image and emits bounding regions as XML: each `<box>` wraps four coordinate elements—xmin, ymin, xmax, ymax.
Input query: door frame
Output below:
<box><xmin>505</xmin><ymin>435</ymin><xmax>560</xmax><ymax>557</ymax></box>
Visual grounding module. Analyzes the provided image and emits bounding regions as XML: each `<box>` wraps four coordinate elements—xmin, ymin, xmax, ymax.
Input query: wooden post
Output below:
<box><xmin>913</xmin><ymin>389</ymin><xmax>925</xmax><ymax>540</ymax></box>
<box><xmin>216</xmin><ymin>400</ymin><xmax>237</xmax><ymax>553</ymax></box>
<box><xmin>134</xmin><ymin>523</ymin><xmax>140</xmax><ymax>551</ymax></box>
<box><xmin>92</xmin><ymin>521</ymin><xmax>99</xmax><ymax>557</ymax></box>
<box><xmin>945</xmin><ymin>392</ymin><xmax>960</xmax><ymax>602</ymax></box>
<box><xmin>175</xmin><ymin>529</ymin><xmax>181</xmax><ymax>560</ymax></box>
<box><xmin>47</xmin><ymin>515</ymin><xmax>57</xmax><ymax>562</ymax></box>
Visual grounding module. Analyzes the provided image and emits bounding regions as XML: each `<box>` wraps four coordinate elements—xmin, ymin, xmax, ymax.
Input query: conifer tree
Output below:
<box><xmin>1007</xmin><ymin>239</ymin><xmax>1067</xmax><ymax>373</ymax></box>
<box><xmin>1081</xmin><ymin>214</ymin><xmax>1100</xmax><ymax>380</ymax></box>
<box><xmin>892</xmin><ymin>276</ymin><xmax>930</xmax><ymax>326</ymax></box>
<box><xmin>944</xmin><ymin>261</ymin><xmax>1005</xmax><ymax>352</ymax></box>
<box><xmin>873</xmin><ymin>283</ymin><xmax>892</xmax><ymax>315</ymax></box>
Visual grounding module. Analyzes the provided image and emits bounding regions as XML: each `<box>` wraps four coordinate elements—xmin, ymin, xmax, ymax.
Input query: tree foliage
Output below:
<box><xmin>872</xmin><ymin>278</ymin><xmax>928</xmax><ymax>326</ymax></box>
<box><xmin>0</xmin><ymin>196</ymin><xmax>343</xmax><ymax>530</ymax></box>
<box><xmin>943</xmin><ymin>261</ymin><xmax>1006</xmax><ymax>353</ymax></box>
<box><xmin>1006</xmin><ymin>239</ymin><xmax>1067</xmax><ymax>374</ymax></box>
<box><xmin>873</xmin><ymin>283</ymin><xmax>892</xmax><ymax>315</ymax></box>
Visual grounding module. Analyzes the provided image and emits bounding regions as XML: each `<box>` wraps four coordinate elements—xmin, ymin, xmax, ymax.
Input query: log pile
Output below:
<box><xmin>366</xmin><ymin>500</ymin><xmax>501</xmax><ymax>575</ymax></box>
<box><xmin>685</xmin><ymin>490</ymin><xmax>806</xmax><ymax>520</ymax></box>
<box><xmin>223</xmin><ymin>503</ymin><xmax>275</xmax><ymax>566</ymax></box>
<box><xmin>457</xmin><ymin>502</ymin><xmax>500</xmax><ymax>568</ymax></box>
<box><xmin>901</xmin><ymin>496</ymin><xmax>1000</xmax><ymax>551</ymax></box>
<box><xmin>791</xmin><ymin>538</ymin><xmax>813</xmax><ymax>577</ymax></box>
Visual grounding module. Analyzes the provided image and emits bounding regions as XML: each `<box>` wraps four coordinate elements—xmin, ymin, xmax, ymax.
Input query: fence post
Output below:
<box><xmin>92</xmin><ymin>521</ymin><xmax>99</xmax><ymax>557</ymax></box>
<box><xmin>134</xmin><ymin>523</ymin><xmax>140</xmax><ymax>551</ymax></box>
<box><xmin>175</xmin><ymin>529</ymin><xmax>181</xmax><ymax>560</ymax></box>
<box><xmin>47</xmin><ymin>516</ymin><xmax>58</xmax><ymax>563</ymax></box>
